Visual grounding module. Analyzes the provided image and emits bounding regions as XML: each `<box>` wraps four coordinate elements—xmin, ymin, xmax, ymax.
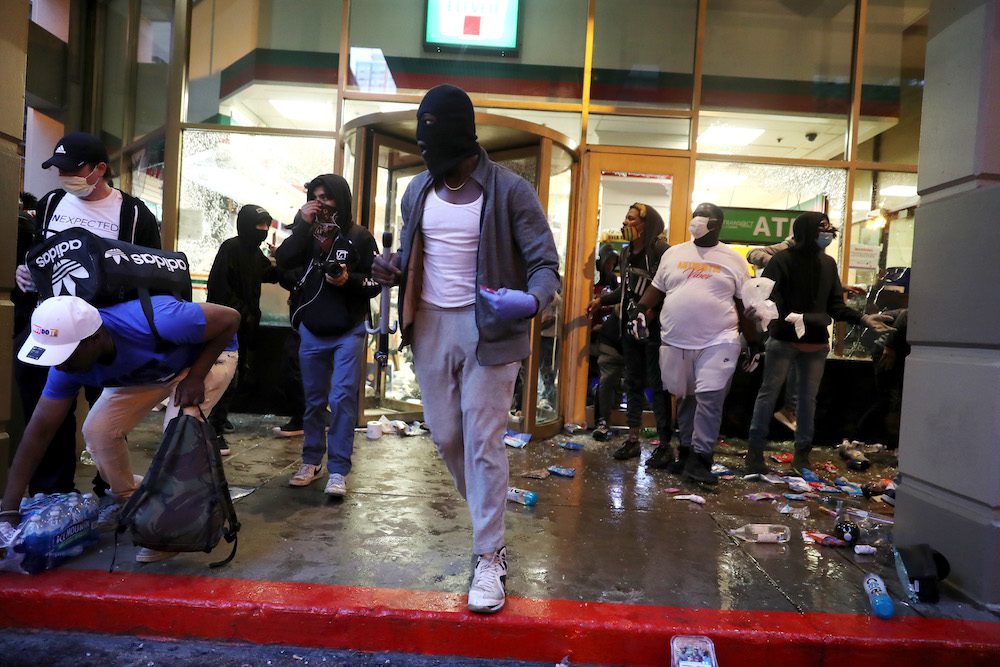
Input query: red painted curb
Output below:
<box><xmin>1</xmin><ymin>569</ymin><xmax>999</xmax><ymax>666</ymax></box>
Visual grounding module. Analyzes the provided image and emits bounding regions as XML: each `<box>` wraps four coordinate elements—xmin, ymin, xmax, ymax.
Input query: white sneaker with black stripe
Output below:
<box><xmin>468</xmin><ymin>546</ymin><xmax>507</xmax><ymax>614</ymax></box>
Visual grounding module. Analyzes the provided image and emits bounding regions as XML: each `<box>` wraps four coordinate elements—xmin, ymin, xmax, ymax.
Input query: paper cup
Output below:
<box><xmin>366</xmin><ymin>421</ymin><xmax>382</xmax><ymax>440</ymax></box>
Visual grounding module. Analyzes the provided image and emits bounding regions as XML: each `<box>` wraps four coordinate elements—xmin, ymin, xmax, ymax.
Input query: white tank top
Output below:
<box><xmin>420</xmin><ymin>189</ymin><xmax>483</xmax><ymax>307</ymax></box>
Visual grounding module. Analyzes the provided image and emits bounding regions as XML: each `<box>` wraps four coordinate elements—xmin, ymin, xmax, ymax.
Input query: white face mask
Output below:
<box><xmin>60</xmin><ymin>166</ymin><xmax>99</xmax><ymax>198</ymax></box>
<box><xmin>689</xmin><ymin>215</ymin><xmax>711</xmax><ymax>239</ymax></box>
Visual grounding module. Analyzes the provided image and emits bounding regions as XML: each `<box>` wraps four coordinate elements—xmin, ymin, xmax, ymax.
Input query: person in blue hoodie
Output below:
<box><xmin>275</xmin><ymin>174</ymin><xmax>379</xmax><ymax>498</ymax></box>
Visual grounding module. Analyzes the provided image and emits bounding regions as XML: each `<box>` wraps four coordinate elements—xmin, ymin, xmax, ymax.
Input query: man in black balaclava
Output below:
<box><xmin>372</xmin><ymin>84</ymin><xmax>560</xmax><ymax>615</ymax></box>
<box><xmin>745</xmin><ymin>211</ymin><xmax>894</xmax><ymax>475</ymax></box>
<box><xmin>206</xmin><ymin>204</ymin><xmax>279</xmax><ymax>451</ymax></box>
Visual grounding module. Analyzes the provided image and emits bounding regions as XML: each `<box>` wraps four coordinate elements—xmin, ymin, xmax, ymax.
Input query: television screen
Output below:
<box><xmin>424</xmin><ymin>0</ymin><xmax>521</xmax><ymax>55</ymax></box>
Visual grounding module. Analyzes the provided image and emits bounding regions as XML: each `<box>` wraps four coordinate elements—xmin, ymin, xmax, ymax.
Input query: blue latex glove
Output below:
<box><xmin>479</xmin><ymin>287</ymin><xmax>538</xmax><ymax>320</ymax></box>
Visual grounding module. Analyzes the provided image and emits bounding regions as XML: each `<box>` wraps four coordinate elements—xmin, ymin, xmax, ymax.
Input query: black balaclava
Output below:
<box><xmin>415</xmin><ymin>84</ymin><xmax>479</xmax><ymax>180</ymax></box>
<box><xmin>786</xmin><ymin>212</ymin><xmax>830</xmax><ymax>309</ymax></box>
<box><xmin>597</xmin><ymin>243</ymin><xmax>620</xmax><ymax>288</ymax></box>
<box><xmin>236</xmin><ymin>204</ymin><xmax>270</xmax><ymax>246</ymax></box>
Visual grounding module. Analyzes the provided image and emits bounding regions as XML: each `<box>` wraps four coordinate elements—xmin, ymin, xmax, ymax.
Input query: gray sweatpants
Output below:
<box><xmin>411</xmin><ymin>303</ymin><xmax>520</xmax><ymax>555</ymax></box>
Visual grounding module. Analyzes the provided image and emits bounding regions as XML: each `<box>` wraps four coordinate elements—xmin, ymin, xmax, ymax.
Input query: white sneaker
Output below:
<box><xmin>135</xmin><ymin>547</ymin><xmax>177</xmax><ymax>563</ymax></box>
<box><xmin>289</xmin><ymin>463</ymin><xmax>324</xmax><ymax>487</ymax></box>
<box><xmin>468</xmin><ymin>546</ymin><xmax>507</xmax><ymax>614</ymax></box>
<box><xmin>324</xmin><ymin>473</ymin><xmax>347</xmax><ymax>497</ymax></box>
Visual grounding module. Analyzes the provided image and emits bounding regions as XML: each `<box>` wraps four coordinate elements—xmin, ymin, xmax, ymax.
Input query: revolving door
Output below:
<box><xmin>341</xmin><ymin>111</ymin><xmax>577</xmax><ymax>439</ymax></box>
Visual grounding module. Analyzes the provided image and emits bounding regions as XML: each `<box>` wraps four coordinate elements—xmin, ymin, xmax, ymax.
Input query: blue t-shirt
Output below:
<box><xmin>43</xmin><ymin>297</ymin><xmax>238</xmax><ymax>400</ymax></box>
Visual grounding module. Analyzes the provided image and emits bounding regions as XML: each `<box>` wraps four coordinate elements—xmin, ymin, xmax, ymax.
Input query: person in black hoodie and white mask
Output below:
<box><xmin>275</xmin><ymin>174</ymin><xmax>380</xmax><ymax>496</ymax></box>
<box><xmin>744</xmin><ymin>212</ymin><xmax>894</xmax><ymax>475</ymax></box>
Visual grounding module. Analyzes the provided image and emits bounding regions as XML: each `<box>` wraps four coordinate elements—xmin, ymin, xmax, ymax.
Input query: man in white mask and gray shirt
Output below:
<box><xmin>13</xmin><ymin>131</ymin><xmax>161</xmax><ymax>499</ymax></box>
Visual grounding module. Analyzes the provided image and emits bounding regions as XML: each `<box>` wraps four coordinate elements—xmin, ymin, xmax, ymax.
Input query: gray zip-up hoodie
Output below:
<box><xmin>397</xmin><ymin>147</ymin><xmax>561</xmax><ymax>365</ymax></box>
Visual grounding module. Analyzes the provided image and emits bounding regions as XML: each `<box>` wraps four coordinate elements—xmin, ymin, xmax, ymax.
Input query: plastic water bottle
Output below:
<box><xmin>18</xmin><ymin>516</ymin><xmax>50</xmax><ymax>574</ymax></box>
<box><xmin>506</xmin><ymin>487</ymin><xmax>537</xmax><ymax>506</ymax></box>
<box><xmin>863</xmin><ymin>573</ymin><xmax>895</xmax><ymax>619</ymax></box>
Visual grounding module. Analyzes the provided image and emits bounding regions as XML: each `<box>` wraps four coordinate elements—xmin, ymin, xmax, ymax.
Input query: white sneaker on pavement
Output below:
<box><xmin>468</xmin><ymin>546</ymin><xmax>507</xmax><ymax>614</ymax></box>
<box><xmin>324</xmin><ymin>473</ymin><xmax>347</xmax><ymax>497</ymax></box>
<box><xmin>289</xmin><ymin>463</ymin><xmax>324</xmax><ymax>487</ymax></box>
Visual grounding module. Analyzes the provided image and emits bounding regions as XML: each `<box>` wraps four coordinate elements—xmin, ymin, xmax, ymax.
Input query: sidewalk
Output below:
<box><xmin>1</xmin><ymin>412</ymin><xmax>998</xmax><ymax>665</ymax></box>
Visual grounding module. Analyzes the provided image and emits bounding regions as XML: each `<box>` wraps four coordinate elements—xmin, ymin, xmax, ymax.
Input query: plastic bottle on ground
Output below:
<box><xmin>506</xmin><ymin>487</ymin><xmax>538</xmax><ymax>506</ymax></box>
<box><xmin>863</xmin><ymin>573</ymin><xmax>895</xmax><ymax>619</ymax></box>
<box><xmin>728</xmin><ymin>524</ymin><xmax>791</xmax><ymax>543</ymax></box>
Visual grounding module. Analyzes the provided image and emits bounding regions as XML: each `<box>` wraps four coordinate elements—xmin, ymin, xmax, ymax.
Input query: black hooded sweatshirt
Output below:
<box><xmin>275</xmin><ymin>174</ymin><xmax>380</xmax><ymax>336</ymax></box>
<box><xmin>598</xmin><ymin>204</ymin><xmax>670</xmax><ymax>335</ymax></box>
<box><xmin>762</xmin><ymin>212</ymin><xmax>862</xmax><ymax>344</ymax></box>
<box><xmin>206</xmin><ymin>207</ymin><xmax>279</xmax><ymax>328</ymax></box>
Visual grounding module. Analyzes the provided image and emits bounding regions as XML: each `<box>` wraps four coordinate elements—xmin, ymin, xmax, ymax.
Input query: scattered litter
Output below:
<box><xmin>855</xmin><ymin>544</ymin><xmax>877</xmax><ymax>555</ymax></box>
<box><xmin>402</xmin><ymin>421</ymin><xmax>424</xmax><ymax>436</ymax></box>
<box><xmin>782</xmin><ymin>493</ymin><xmax>807</xmax><ymax>501</ymax></box>
<box><xmin>377</xmin><ymin>415</ymin><xmax>395</xmax><ymax>434</ymax></box>
<box><xmin>742</xmin><ymin>474</ymin><xmax>764</xmax><ymax>481</ymax></box>
<box><xmin>710</xmin><ymin>463</ymin><xmax>732</xmax><ymax>476</ymax></box>
<box><xmin>389</xmin><ymin>419</ymin><xmax>408</xmax><ymax>434</ymax></box>
<box><xmin>762</xmin><ymin>474</ymin><xmax>786</xmax><ymax>484</ymax></box>
<box><xmin>813</xmin><ymin>485</ymin><xmax>842</xmax><ymax>493</ymax></box>
<box><xmin>787</xmin><ymin>480</ymin><xmax>811</xmax><ymax>493</ymax></box>
<box><xmin>802</xmin><ymin>531</ymin><xmax>847</xmax><ymax>547</ymax></box>
<box><xmin>799</xmin><ymin>468</ymin><xmax>821</xmax><ymax>483</ymax></box>
<box><xmin>817</xmin><ymin>462</ymin><xmax>840</xmax><ymax>474</ymax></box>
<box><xmin>744</xmin><ymin>492</ymin><xmax>779</xmax><ymax>502</ymax></box>
<box><xmin>522</xmin><ymin>468</ymin><xmax>551</xmax><ymax>479</ymax></box>
<box><xmin>673</xmin><ymin>494</ymin><xmax>706</xmax><ymax>505</ymax></box>
<box><xmin>503</xmin><ymin>430</ymin><xmax>531</xmax><ymax>448</ymax></box>
<box><xmin>770</xmin><ymin>452</ymin><xmax>793</xmax><ymax>464</ymax></box>
<box><xmin>777</xmin><ymin>503</ymin><xmax>810</xmax><ymax>520</ymax></box>
<box><xmin>663</xmin><ymin>487</ymin><xmax>682</xmax><ymax>494</ymax></box>
<box><xmin>729</xmin><ymin>523</ymin><xmax>790</xmax><ymax>543</ymax></box>
<box><xmin>229</xmin><ymin>487</ymin><xmax>255</xmax><ymax>502</ymax></box>
<box><xmin>560</xmin><ymin>441</ymin><xmax>585</xmax><ymax>451</ymax></box>
<box><xmin>547</xmin><ymin>466</ymin><xmax>576</xmax><ymax>477</ymax></box>
<box><xmin>670</xmin><ymin>635</ymin><xmax>718</xmax><ymax>667</ymax></box>
<box><xmin>563</xmin><ymin>423</ymin><xmax>585</xmax><ymax>435</ymax></box>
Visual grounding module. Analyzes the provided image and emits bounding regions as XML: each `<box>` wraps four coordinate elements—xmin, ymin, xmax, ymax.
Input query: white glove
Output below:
<box><xmin>785</xmin><ymin>312</ymin><xmax>806</xmax><ymax>339</ymax></box>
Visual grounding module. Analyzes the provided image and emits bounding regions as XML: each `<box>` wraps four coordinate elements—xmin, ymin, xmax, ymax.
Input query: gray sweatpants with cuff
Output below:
<box><xmin>412</xmin><ymin>303</ymin><xmax>521</xmax><ymax>556</ymax></box>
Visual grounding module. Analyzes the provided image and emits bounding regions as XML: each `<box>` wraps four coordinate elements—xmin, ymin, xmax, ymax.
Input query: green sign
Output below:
<box><xmin>719</xmin><ymin>208</ymin><xmax>810</xmax><ymax>244</ymax></box>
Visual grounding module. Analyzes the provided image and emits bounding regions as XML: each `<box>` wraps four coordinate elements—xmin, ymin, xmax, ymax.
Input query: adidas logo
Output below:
<box><xmin>104</xmin><ymin>248</ymin><xmax>130</xmax><ymax>265</ymax></box>
<box><xmin>55</xmin><ymin>145</ymin><xmax>66</xmax><ymax>154</ymax></box>
<box><xmin>51</xmin><ymin>259</ymin><xmax>90</xmax><ymax>296</ymax></box>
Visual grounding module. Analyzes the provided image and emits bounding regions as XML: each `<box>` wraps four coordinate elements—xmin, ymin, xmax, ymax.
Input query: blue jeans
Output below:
<box><xmin>748</xmin><ymin>339</ymin><xmax>828</xmax><ymax>452</ymax></box>
<box><xmin>298</xmin><ymin>322</ymin><xmax>366</xmax><ymax>475</ymax></box>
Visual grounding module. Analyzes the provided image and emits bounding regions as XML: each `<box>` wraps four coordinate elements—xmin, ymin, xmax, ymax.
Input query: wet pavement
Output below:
<box><xmin>55</xmin><ymin>410</ymin><xmax>999</xmax><ymax>624</ymax></box>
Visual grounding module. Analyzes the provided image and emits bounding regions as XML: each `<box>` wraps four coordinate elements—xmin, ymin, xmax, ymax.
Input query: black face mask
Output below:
<box><xmin>252</xmin><ymin>229</ymin><xmax>268</xmax><ymax>244</ymax></box>
<box><xmin>416</xmin><ymin>85</ymin><xmax>479</xmax><ymax>180</ymax></box>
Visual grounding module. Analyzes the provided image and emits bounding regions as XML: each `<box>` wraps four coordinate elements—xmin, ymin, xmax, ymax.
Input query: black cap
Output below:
<box><xmin>42</xmin><ymin>132</ymin><xmax>109</xmax><ymax>170</ymax></box>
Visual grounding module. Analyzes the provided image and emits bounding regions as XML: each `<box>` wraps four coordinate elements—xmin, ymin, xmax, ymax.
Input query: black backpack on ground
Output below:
<box><xmin>114</xmin><ymin>412</ymin><xmax>240</xmax><ymax>569</ymax></box>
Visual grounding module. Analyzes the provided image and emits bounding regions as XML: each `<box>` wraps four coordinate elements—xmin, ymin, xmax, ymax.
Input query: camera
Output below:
<box><xmin>323</xmin><ymin>259</ymin><xmax>344</xmax><ymax>279</ymax></box>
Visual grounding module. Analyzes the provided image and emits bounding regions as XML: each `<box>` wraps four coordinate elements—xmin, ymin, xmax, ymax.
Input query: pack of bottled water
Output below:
<box><xmin>0</xmin><ymin>492</ymin><xmax>100</xmax><ymax>574</ymax></box>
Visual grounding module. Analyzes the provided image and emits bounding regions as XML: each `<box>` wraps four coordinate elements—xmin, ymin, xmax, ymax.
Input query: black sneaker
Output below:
<box><xmin>683</xmin><ymin>452</ymin><xmax>718</xmax><ymax>485</ymax></box>
<box><xmin>745</xmin><ymin>448</ymin><xmax>768</xmax><ymax>475</ymax></box>
<box><xmin>612</xmin><ymin>437</ymin><xmax>641</xmax><ymax>460</ymax></box>
<box><xmin>791</xmin><ymin>450</ymin><xmax>811</xmax><ymax>476</ymax></box>
<box><xmin>667</xmin><ymin>446</ymin><xmax>691</xmax><ymax>474</ymax></box>
<box><xmin>222</xmin><ymin>419</ymin><xmax>235</xmax><ymax>433</ymax></box>
<box><xmin>592</xmin><ymin>421</ymin><xmax>613</xmax><ymax>442</ymax></box>
<box><xmin>216</xmin><ymin>435</ymin><xmax>231</xmax><ymax>456</ymax></box>
<box><xmin>645</xmin><ymin>444</ymin><xmax>673</xmax><ymax>469</ymax></box>
<box><xmin>273</xmin><ymin>419</ymin><xmax>305</xmax><ymax>438</ymax></box>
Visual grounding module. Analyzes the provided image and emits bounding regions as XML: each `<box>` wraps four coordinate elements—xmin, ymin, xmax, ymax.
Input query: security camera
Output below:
<box><xmin>805</xmin><ymin>132</ymin><xmax>818</xmax><ymax>142</ymax></box>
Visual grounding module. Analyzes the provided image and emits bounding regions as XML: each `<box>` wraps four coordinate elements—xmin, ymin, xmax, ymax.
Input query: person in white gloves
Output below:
<box><xmin>744</xmin><ymin>212</ymin><xmax>894</xmax><ymax>475</ymax></box>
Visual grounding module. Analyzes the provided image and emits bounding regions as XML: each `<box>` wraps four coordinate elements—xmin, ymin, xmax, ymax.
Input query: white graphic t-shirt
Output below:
<box><xmin>46</xmin><ymin>190</ymin><xmax>124</xmax><ymax>240</ymax></box>
<box><xmin>651</xmin><ymin>240</ymin><xmax>750</xmax><ymax>349</ymax></box>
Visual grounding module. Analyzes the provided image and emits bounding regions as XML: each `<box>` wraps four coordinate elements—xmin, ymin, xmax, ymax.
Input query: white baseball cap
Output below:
<box><xmin>17</xmin><ymin>296</ymin><xmax>103</xmax><ymax>367</ymax></box>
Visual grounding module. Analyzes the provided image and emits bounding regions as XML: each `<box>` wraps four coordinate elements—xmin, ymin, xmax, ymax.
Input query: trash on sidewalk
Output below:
<box><xmin>365</xmin><ymin>421</ymin><xmax>383</xmax><ymax>440</ymax></box>
<box><xmin>770</xmin><ymin>452</ymin><xmax>793</xmax><ymax>464</ymax></box>
<box><xmin>744</xmin><ymin>492</ymin><xmax>779</xmax><ymax>501</ymax></box>
<box><xmin>729</xmin><ymin>523</ymin><xmax>790</xmax><ymax>543</ymax></box>
<box><xmin>663</xmin><ymin>487</ymin><xmax>682</xmax><ymax>494</ymax></box>
<box><xmin>560</xmin><ymin>441</ymin><xmax>585</xmax><ymax>450</ymax></box>
<box><xmin>377</xmin><ymin>415</ymin><xmax>395</xmax><ymax>434</ymax></box>
<box><xmin>402</xmin><ymin>421</ymin><xmax>425</xmax><ymax>436</ymax></box>
<box><xmin>229</xmin><ymin>487</ymin><xmax>255</xmax><ymax>502</ymax></box>
<box><xmin>521</xmin><ymin>468</ymin><xmax>551</xmax><ymax>479</ymax></box>
<box><xmin>864</xmin><ymin>573</ymin><xmax>895</xmax><ymax>619</ymax></box>
<box><xmin>854</xmin><ymin>544</ymin><xmax>877</xmax><ymax>555</ymax></box>
<box><xmin>777</xmin><ymin>503</ymin><xmax>810</xmax><ymax>520</ymax></box>
<box><xmin>506</xmin><ymin>487</ymin><xmax>538</xmax><ymax>506</ymax></box>
<box><xmin>802</xmin><ymin>531</ymin><xmax>848</xmax><ymax>547</ymax></box>
<box><xmin>563</xmin><ymin>423</ymin><xmax>585</xmax><ymax>435</ymax></box>
<box><xmin>837</xmin><ymin>441</ymin><xmax>872</xmax><ymax>471</ymax></box>
<box><xmin>503</xmin><ymin>430</ymin><xmax>532</xmax><ymax>449</ymax></box>
<box><xmin>673</xmin><ymin>494</ymin><xmax>706</xmax><ymax>505</ymax></box>
<box><xmin>547</xmin><ymin>466</ymin><xmax>576</xmax><ymax>477</ymax></box>
<box><xmin>670</xmin><ymin>635</ymin><xmax>718</xmax><ymax>667</ymax></box>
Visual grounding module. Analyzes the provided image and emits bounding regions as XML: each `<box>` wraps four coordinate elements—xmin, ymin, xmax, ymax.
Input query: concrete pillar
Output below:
<box><xmin>896</xmin><ymin>0</ymin><xmax>1000</xmax><ymax>609</ymax></box>
<box><xmin>0</xmin><ymin>2</ymin><xmax>30</xmax><ymax>487</ymax></box>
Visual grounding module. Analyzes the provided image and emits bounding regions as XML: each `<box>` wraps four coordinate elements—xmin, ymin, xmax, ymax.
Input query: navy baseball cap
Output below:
<box><xmin>42</xmin><ymin>132</ymin><xmax>109</xmax><ymax>170</ymax></box>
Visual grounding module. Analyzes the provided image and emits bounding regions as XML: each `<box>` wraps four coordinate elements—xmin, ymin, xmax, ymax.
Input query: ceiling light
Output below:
<box><xmin>880</xmin><ymin>185</ymin><xmax>917</xmax><ymax>197</ymax></box>
<box><xmin>269</xmin><ymin>99</ymin><xmax>335</xmax><ymax>123</ymax></box>
<box><xmin>698</xmin><ymin>125</ymin><xmax>765</xmax><ymax>147</ymax></box>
